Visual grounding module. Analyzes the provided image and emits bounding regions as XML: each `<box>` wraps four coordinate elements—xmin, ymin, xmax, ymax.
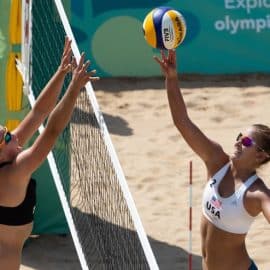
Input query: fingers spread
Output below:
<box><xmin>168</xmin><ymin>49</ymin><xmax>176</xmax><ymax>64</ymax></box>
<box><xmin>153</xmin><ymin>56</ymin><xmax>162</xmax><ymax>64</ymax></box>
<box><xmin>63</xmin><ymin>37</ymin><xmax>72</xmax><ymax>56</ymax></box>
<box><xmin>153</xmin><ymin>55</ymin><xmax>166</xmax><ymax>70</ymax></box>
<box><xmin>82</xmin><ymin>60</ymin><xmax>91</xmax><ymax>72</ymax></box>
<box><xmin>78</xmin><ymin>52</ymin><xmax>85</xmax><ymax>70</ymax></box>
<box><xmin>161</xmin><ymin>50</ymin><xmax>166</xmax><ymax>60</ymax></box>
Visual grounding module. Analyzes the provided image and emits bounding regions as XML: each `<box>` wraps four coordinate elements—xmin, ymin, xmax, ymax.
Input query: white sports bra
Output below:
<box><xmin>202</xmin><ymin>162</ymin><xmax>257</xmax><ymax>234</ymax></box>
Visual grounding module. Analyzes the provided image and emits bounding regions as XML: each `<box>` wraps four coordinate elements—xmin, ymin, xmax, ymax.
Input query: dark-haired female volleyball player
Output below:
<box><xmin>154</xmin><ymin>50</ymin><xmax>270</xmax><ymax>270</ymax></box>
<box><xmin>0</xmin><ymin>37</ymin><xmax>99</xmax><ymax>270</ymax></box>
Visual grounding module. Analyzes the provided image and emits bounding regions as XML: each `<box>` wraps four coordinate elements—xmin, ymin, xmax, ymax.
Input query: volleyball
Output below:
<box><xmin>142</xmin><ymin>6</ymin><xmax>186</xmax><ymax>50</ymax></box>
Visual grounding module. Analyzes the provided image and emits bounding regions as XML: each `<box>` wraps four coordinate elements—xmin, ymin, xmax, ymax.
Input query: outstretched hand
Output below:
<box><xmin>59</xmin><ymin>36</ymin><xmax>73</xmax><ymax>74</ymax></box>
<box><xmin>71</xmin><ymin>52</ymin><xmax>99</xmax><ymax>91</ymax></box>
<box><xmin>153</xmin><ymin>50</ymin><xmax>178</xmax><ymax>80</ymax></box>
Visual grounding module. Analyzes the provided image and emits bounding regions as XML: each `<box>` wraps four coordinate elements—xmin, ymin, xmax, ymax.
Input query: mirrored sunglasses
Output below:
<box><xmin>236</xmin><ymin>133</ymin><xmax>269</xmax><ymax>157</ymax></box>
<box><xmin>0</xmin><ymin>127</ymin><xmax>12</xmax><ymax>147</ymax></box>
<box><xmin>236</xmin><ymin>133</ymin><xmax>254</xmax><ymax>147</ymax></box>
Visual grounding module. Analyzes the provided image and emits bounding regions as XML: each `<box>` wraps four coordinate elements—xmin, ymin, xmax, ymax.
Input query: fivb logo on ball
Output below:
<box><xmin>143</xmin><ymin>6</ymin><xmax>187</xmax><ymax>50</ymax></box>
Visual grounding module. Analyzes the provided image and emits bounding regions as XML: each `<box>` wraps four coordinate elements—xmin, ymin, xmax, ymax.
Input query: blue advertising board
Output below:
<box><xmin>70</xmin><ymin>0</ymin><xmax>270</xmax><ymax>76</ymax></box>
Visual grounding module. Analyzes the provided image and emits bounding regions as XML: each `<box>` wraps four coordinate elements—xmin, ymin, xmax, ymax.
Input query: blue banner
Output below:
<box><xmin>2</xmin><ymin>1</ymin><xmax>270</xmax><ymax>102</ymax></box>
<box><xmin>70</xmin><ymin>1</ymin><xmax>270</xmax><ymax>76</ymax></box>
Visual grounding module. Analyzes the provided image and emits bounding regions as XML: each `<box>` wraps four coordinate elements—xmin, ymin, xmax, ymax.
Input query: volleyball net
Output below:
<box><xmin>21</xmin><ymin>0</ymin><xmax>159</xmax><ymax>269</ymax></box>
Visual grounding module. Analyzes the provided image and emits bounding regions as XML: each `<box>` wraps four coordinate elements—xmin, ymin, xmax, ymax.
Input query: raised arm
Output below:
<box><xmin>154</xmin><ymin>50</ymin><xmax>226</xmax><ymax>165</ymax></box>
<box><xmin>10</xmin><ymin>53</ymin><xmax>99</xmax><ymax>184</ymax></box>
<box><xmin>13</xmin><ymin>37</ymin><xmax>73</xmax><ymax>146</ymax></box>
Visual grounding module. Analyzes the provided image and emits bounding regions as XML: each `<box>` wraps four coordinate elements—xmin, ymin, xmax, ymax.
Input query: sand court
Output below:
<box><xmin>21</xmin><ymin>75</ymin><xmax>270</xmax><ymax>270</ymax></box>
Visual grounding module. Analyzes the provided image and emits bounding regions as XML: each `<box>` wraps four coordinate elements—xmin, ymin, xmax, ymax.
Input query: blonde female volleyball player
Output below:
<box><xmin>154</xmin><ymin>50</ymin><xmax>270</xmax><ymax>270</ymax></box>
<box><xmin>0</xmin><ymin>37</ymin><xmax>98</xmax><ymax>270</ymax></box>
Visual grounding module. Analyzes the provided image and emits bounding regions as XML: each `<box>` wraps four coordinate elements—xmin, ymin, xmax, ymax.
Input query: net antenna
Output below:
<box><xmin>21</xmin><ymin>1</ymin><xmax>159</xmax><ymax>269</ymax></box>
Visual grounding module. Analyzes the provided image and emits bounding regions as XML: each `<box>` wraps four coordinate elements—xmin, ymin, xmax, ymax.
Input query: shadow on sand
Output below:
<box><xmin>94</xmin><ymin>74</ymin><xmax>270</xmax><ymax>92</ymax></box>
<box><xmin>22</xmin><ymin>209</ymin><xmax>202</xmax><ymax>270</ymax></box>
<box><xmin>71</xmin><ymin>107</ymin><xmax>133</xmax><ymax>137</ymax></box>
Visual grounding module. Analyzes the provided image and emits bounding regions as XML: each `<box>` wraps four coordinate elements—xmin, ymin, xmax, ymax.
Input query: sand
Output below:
<box><xmin>21</xmin><ymin>75</ymin><xmax>270</xmax><ymax>270</ymax></box>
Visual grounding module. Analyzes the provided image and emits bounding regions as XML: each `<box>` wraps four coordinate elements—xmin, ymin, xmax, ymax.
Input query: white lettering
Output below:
<box><xmin>230</xmin><ymin>17</ymin><xmax>240</xmax><ymax>34</ymax></box>
<box><xmin>267</xmin><ymin>14</ymin><xmax>270</xmax><ymax>27</ymax></box>
<box><xmin>246</xmin><ymin>0</ymin><xmax>257</xmax><ymax>13</ymax></box>
<box><xmin>214</xmin><ymin>14</ymin><xmax>270</xmax><ymax>34</ymax></box>
<box><xmin>225</xmin><ymin>14</ymin><xmax>231</xmax><ymax>30</ymax></box>
<box><xmin>237</xmin><ymin>0</ymin><xmax>246</xmax><ymax>9</ymax></box>
<box><xmin>256</xmin><ymin>18</ymin><xmax>266</xmax><ymax>31</ymax></box>
<box><xmin>240</xmin><ymin>18</ymin><xmax>256</xmax><ymax>30</ymax></box>
<box><xmin>224</xmin><ymin>0</ymin><xmax>270</xmax><ymax>14</ymax></box>
<box><xmin>225</xmin><ymin>0</ymin><xmax>236</xmax><ymax>9</ymax></box>
<box><xmin>215</xmin><ymin>20</ymin><xmax>226</xmax><ymax>31</ymax></box>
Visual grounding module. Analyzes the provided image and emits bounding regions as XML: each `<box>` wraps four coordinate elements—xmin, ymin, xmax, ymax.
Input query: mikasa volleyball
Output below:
<box><xmin>143</xmin><ymin>6</ymin><xmax>186</xmax><ymax>50</ymax></box>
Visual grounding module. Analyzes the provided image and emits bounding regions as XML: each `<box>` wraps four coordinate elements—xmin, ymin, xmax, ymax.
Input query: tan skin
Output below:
<box><xmin>154</xmin><ymin>50</ymin><xmax>270</xmax><ymax>270</ymax></box>
<box><xmin>0</xmin><ymin>37</ymin><xmax>99</xmax><ymax>270</ymax></box>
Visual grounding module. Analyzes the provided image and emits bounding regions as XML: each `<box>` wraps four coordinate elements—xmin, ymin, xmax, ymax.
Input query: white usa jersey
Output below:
<box><xmin>202</xmin><ymin>162</ymin><xmax>257</xmax><ymax>234</ymax></box>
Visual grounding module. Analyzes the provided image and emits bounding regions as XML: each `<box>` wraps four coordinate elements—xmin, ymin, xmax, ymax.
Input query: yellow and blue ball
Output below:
<box><xmin>143</xmin><ymin>6</ymin><xmax>186</xmax><ymax>50</ymax></box>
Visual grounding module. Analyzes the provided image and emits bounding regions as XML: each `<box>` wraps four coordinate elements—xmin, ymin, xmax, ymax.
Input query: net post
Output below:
<box><xmin>21</xmin><ymin>0</ymin><xmax>32</xmax><ymax>95</ymax></box>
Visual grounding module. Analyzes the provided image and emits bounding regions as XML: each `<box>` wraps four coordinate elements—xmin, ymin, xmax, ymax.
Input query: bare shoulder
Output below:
<box><xmin>249</xmin><ymin>178</ymin><xmax>269</xmax><ymax>193</ymax></box>
<box><xmin>246</xmin><ymin>177</ymin><xmax>270</xmax><ymax>221</ymax></box>
<box><xmin>247</xmin><ymin>178</ymin><xmax>270</xmax><ymax>205</ymax></box>
<box><xmin>0</xmin><ymin>162</ymin><xmax>14</xmax><ymax>183</ymax></box>
<box><xmin>0</xmin><ymin>163</ymin><xmax>30</xmax><ymax>205</ymax></box>
<box><xmin>243</xmin><ymin>178</ymin><xmax>268</xmax><ymax>216</ymax></box>
<box><xmin>0</xmin><ymin>157</ymin><xmax>30</xmax><ymax>189</ymax></box>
